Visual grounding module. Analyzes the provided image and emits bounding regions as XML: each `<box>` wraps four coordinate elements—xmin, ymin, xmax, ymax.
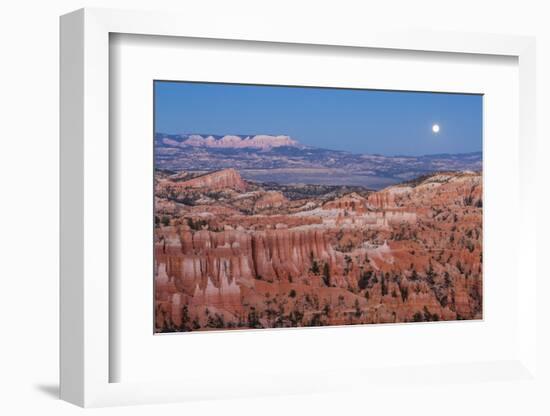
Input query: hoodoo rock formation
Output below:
<box><xmin>323</xmin><ymin>192</ymin><xmax>368</xmax><ymax>213</ymax></box>
<box><xmin>367</xmin><ymin>172</ymin><xmax>482</xmax><ymax>209</ymax></box>
<box><xmin>155</xmin><ymin>169</ymin><xmax>483</xmax><ymax>332</ymax></box>
<box><xmin>254</xmin><ymin>191</ymin><xmax>288</xmax><ymax>211</ymax></box>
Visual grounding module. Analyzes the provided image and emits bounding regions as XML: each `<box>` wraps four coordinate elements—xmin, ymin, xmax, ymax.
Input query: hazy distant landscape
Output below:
<box><xmin>155</xmin><ymin>133</ymin><xmax>482</xmax><ymax>189</ymax></box>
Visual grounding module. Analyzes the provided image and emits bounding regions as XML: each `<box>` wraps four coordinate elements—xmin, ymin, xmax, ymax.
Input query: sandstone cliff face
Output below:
<box><xmin>155</xmin><ymin>171</ymin><xmax>482</xmax><ymax>332</ymax></box>
<box><xmin>254</xmin><ymin>191</ymin><xmax>288</xmax><ymax>211</ymax></box>
<box><xmin>323</xmin><ymin>192</ymin><xmax>368</xmax><ymax>213</ymax></box>
<box><xmin>156</xmin><ymin>227</ymin><xmax>337</xmax><ymax>295</ymax></box>
<box><xmin>155</xmin><ymin>227</ymin><xmax>330</xmax><ymax>330</ymax></box>
<box><xmin>368</xmin><ymin>172</ymin><xmax>482</xmax><ymax>209</ymax></box>
<box><xmin>158</xmin><ymin>168</ymin><xmax>247</xmax><ymax>193</ymax></box>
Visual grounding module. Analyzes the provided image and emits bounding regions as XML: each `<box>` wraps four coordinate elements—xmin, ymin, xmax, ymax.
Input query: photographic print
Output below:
<box><xmin>154</xmin><ymin>81</ymin><xmax>482</xmax><ymax>333</ymax></box>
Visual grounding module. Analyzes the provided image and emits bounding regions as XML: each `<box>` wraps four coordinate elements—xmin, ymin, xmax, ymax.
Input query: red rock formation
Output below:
<box><xmin>161</xmin><ymin>168</ymin><xmax>247</xmax><ymax>192</ymax></box>
<box><xmin>154</xmin><ymin>171</ymin><xmax>482</xmax><ymax>332</ymax></box>
<box><xmin>367</xmin><ymin>190</ymin><xmax>400</xmax><ymax>209</ymax></box>
<box><xmin>368</xmin><ymin>172</ymin><xmax>482</xmax><ymax>209</ymax></box>
<box><xmin>323</xmin><ymin>192</ymin><xmax>368</xmax><ymax>213</ymax></box>
<box><xmin>254</xmin><ymin>191</ymin><xmax>288</xmax><ymax>211</ymax></box>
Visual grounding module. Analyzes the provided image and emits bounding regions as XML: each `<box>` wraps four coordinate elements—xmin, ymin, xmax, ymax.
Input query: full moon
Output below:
<box><xmin>432</xmin><ymin>124</ymin><xmax>440</xmax><ymax>133</ymax></box>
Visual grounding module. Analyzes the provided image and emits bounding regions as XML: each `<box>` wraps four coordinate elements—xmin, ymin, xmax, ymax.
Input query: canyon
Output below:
<box><xmin>154</xmin><ymin>167</ymin><xmax>483</xmax><ymax>332</ymax></box>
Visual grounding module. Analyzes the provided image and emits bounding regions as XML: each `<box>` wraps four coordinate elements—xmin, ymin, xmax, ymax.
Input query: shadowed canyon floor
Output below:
<box><xmin>154</xmin><ymin>168</ymin><xmax>482</xmax><ymax>332</ymax></box>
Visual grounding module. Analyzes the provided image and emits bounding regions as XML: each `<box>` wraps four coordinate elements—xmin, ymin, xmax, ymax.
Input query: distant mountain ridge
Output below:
<box><xmin>155</xmin><ymin>132</ymin><xmax>482</xmax><ymax>189</ymax></box>
<box><xmin>156</xmin><ymin>133</ymin><xmax>302</xmax><ymax>150</ymax></box>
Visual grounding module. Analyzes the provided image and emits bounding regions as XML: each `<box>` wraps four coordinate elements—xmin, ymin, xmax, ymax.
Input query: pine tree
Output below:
<box><xmin>322</xmin><ymin>263</ymin><xmax>331</xmax><ymax>286</ymax></box>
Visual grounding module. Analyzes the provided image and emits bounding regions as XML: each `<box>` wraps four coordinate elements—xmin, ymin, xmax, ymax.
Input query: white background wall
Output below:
<box><xmin>0</xmin><ymin>1</ymin><xmax>548</xmax><ymax>415</ymax></box>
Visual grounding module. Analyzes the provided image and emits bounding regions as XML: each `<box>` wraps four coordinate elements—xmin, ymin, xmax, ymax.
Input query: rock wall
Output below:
<box><xmin>155</xmin><ymin>227</ymin><xmax>340</xmax><ymax>325</ymax></box>
<box><xmin>368</xmin><ymin>173</ymin><xmax>482</xmax><ymax>209</ymax></box>
<box><xmin>159</xmin><ymin>168</ymin><xmax>247</xmax><ymax>192</ymax></box>
<box><xmin>254</xmin><ymin>191</ymin><xmax>288</xmax><ymax>211</ymax></box>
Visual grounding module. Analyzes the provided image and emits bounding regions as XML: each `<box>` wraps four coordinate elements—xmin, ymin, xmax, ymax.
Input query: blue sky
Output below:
<box><xmin>154</xmin><ymin>81</ymin><xmax>482</xmax><ymax>156</ymax></box>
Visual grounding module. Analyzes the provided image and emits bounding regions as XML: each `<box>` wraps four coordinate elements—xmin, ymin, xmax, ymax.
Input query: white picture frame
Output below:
<box><xmin>60</xmin><ymin>7</ymin><xmax>538</xmax><ymax>408</ymax></box>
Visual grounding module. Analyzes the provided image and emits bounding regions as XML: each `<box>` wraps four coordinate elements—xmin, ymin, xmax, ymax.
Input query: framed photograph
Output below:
<box><xmin>60</xmin><ymin>8</ymin><xmax>538</xmax><ymax>408</ymax></box>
